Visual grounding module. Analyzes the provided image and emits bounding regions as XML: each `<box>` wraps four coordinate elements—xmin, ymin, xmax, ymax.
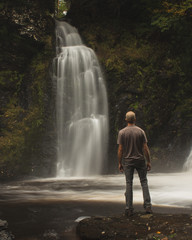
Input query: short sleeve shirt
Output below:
<box><xmin>117</xmin><ymin>125</ymin><xmax>147</xmax><ymax>162</ymax></box>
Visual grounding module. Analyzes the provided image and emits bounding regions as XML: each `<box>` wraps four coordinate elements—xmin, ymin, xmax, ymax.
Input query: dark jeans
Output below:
<box><xmin>123</xmin><ymin>161</ymin><xmax>151</xmax><ymax>210</ymax></box>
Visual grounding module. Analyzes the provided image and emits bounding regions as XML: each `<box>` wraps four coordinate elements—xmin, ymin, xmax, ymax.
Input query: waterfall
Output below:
<box><xmin>52</xmin><ymin>21</ymin><xmax>108</xmax><ymax>177</ymax></box>
<box><xmin>183</xmin><ymin>149</ymin><xmax>192</xmax><ymax>171</ymax></box>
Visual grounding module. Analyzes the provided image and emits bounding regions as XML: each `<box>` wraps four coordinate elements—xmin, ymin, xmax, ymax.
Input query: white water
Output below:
<box><xmin>52</xmin><ymin>21</ymin><xmax>108</xmax><ymax>177</ymax></box>
<box><xmin>0</xmin><ymin>173</ymin><xmax>192</xmax><ymax>208</ymax></box>
<box><xmin>183</xmin><ymin>148</ymin><xmax>192</xmax><ymax>171</ymax></box>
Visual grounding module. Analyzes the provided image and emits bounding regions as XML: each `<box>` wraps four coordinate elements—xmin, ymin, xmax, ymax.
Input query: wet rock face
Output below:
<box><xmin>66</xmin><ymin>0</ymin><xmax>192</xmax><ymax>171</ymax></box>
<box><xmin>0</xmin><ymin>220</ymin><xmax>8</xmax><ymax>230</ymax></box>
<box><xmin>1</xmin><ymin>4</ymin><xmax>53</xmax><ymax>42</ymax></box>
<box><xmin>0</xmin><ymin>0</ymin><xmax>56</xmax><ymax>178</ymax></box>
<box><xmin>0</xmin><ymin>231</ymin><xmax>14</xmax><ymax>240</ymax></box>
<box><xmin>0</xmin><ymin>220</ymin><xmax>14</xmax><ymax>240</ymax></box>
<box><xmin>0</xmin><ymin>0</ymin><xmax>54</xmax><ymax>58</ymax></box>
<box><xmin>43</xmin><ymin>229</ymin><xmax>60</xmax><ymax>240</ymax></box>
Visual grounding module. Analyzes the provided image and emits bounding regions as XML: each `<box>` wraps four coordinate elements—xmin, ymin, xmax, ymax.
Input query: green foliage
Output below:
<box><xmin>0</xmin><ymin>84</ymin><xmax>46</xmax><ymax>176</ymax></box>
<box><xmin>56</xmin><ymin>0</ymin><xmax>70</xmax><ymax>18</ymax></box>
<box><xmin>151</xmin><ymin>0</ymin><xmax>192</xmax><ymax>32</ymax></box>
<box><xmin>0</xmin><ymin>71</ymin><xmax>23</xmax><ymax>92</ymax></box>
<box><xmin>0</xmin><ymin>50</ymin><xmax>52</xmax><ymax>176</ymax></box>
<box><xmin>0</xmin><ymin>0</ymin><xmax>54</xmax><ymax>11</ymax></box>
<box><xmin>151</xmin><ymin>15</ymin><xmax>178</xmax><ymax>32</ymax></box>
<box><xmin>0</xmin><ymin>3</ymin><xmax>5</xmax><ymax>9</ymax></box>
<box><xmin>1</xmin><ymin>0</ymin><xmax>192</xmax><ymax>175</ymax></box>
<box><xmin>0</xmin><ymin>103</ymin><xmax>27</xmax><ymax>175</ymax></box>
<box><xmin>0</xmin><ymin>0</ymin><xmax>55</xmax><ymax>178</ymax></box>
<box><xmin>80</xmin><ymin>1</ymin><xmax>192</xmax><ymax>160</ymax></box>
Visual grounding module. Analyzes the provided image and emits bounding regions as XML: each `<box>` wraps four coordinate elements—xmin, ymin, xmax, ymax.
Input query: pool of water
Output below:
<box><xmin>0</xmin><ymin>173</ymin><xmax>191</xmax><ymax>239</ymax></box>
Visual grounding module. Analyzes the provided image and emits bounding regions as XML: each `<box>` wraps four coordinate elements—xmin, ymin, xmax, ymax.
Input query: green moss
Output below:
<box><xmin>55</xmin><ymin>0</ymin><xmax>70</xmax><ymax>18</ymax></box>
<box><xmin>0</xmin><ymin>47</ymin><xmax>53</xmax><ymax>177</ymax></box>
<box><xmin>0</xmin><ymin>103</ymin><xmax>26</xmax><ymax>173</ymax></box>
<box><xmin>0</xmin><ymin>71</ymin><xmax>23</xmax><ymax>91</ymax></box>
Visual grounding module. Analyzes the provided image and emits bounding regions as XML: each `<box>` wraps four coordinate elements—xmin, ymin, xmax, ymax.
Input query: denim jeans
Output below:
<box><xmin>123</xmin><ymin>160</ymin><xmax>151</xmax><ymax>210</ymax></box>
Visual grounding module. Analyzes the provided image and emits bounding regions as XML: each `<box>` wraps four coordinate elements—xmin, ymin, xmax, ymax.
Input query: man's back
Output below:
<box><xmin>117</xmin><ymin>125</ymin><xmax>147</xmax><ymax>161</ymax></box>
<box><xmin>117</xmin><ymin>111</ymin><xmax>152</xmax><ymax>214</ymax></box>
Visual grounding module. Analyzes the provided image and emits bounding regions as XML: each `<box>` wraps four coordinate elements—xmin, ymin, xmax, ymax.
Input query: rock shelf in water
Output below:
<box><xmin>0</xmin><ymin>219</ymin><xmax>14</xmax><ymax>240</ymax></box>
<box><xmin>76</xmin><ymin>212</ymin><xmax>192</xmax><ymax>240</ymax></box>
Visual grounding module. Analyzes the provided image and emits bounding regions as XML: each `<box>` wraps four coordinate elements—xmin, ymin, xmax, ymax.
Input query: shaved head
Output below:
<box><xmin>125</xmin><ymin>111</ymin><xmax>136</xmax><ymax>123</ymax></box>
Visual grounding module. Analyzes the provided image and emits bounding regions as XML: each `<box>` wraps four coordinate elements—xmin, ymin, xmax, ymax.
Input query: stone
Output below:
<box><xmin>43</xmin><ymin>229</ymin><xmax>59</xmax><ymax>240</ymax></box>
<box><xmin>0</xmin><ymin>230</ymin><xmax>14</xmax><ymax>240</ymax></box>
<box><xmin>140</xmin><ymin>214</ymin><xmax>153</xmax><ymax>219</ymax></box>
<box><xmin>0</xmin><ymin>220</ymin><xmax>8</xmax><ymax>230</ymax></box>
<box><xmin>75</xmin><ymin>216</ymin><xmax>91</xmax><ymax>222</ymax></box>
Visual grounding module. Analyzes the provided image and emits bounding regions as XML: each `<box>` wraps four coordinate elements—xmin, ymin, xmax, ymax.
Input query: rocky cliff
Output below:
<box><xmin>1</xmin><ymin>0</ymin><xmax>192</xmax><ymax>178</ymax></box>
<box><xmin>66</xmin><ymin>0</ymin><xmax>192</xmax><ymax>172</ymax></box>
<box><xmin>0</xmin><ymin>0</ymin><xmax>56</xmax><ymax>178</ymax></box>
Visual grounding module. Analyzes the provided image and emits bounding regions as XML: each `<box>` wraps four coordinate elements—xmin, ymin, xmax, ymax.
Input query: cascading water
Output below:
<box><xmin>183</xmin><ymin>148</ymin><xmax>192</xmax><ymax>171</ymax></box>
<box><xmin>52</xmin><ymin>21</ymin><xmax>108</xmax><ymax>177</ymax></box>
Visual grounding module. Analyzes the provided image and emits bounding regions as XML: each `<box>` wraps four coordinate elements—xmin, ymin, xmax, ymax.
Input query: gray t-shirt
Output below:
<box><xmin>117</xmin><ymin>125</ymin><xmax>147</xmax><ymax>163</ymax></box>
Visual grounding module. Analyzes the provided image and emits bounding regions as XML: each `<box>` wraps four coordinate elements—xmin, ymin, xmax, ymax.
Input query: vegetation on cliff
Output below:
<box><xmin>1</xmin><ymin>0</ymin><xmax>192</xmax><ymax>177</ymax></box>
<box><xmin>0</xmin><ymin>0</ymin><xmax>55</xmax><ymax>178</ymax></box>
<box><xmin>67</xmin><ymin>0</ymin><xmax>192</xmax><ymax>171</ymax></box>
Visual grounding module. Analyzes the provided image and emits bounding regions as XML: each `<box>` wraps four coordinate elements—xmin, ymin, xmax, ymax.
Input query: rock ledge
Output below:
<box><xmin>76</xmin><ymin>212</ymin><xmax>192</xmax><ymax>240</ymax></box>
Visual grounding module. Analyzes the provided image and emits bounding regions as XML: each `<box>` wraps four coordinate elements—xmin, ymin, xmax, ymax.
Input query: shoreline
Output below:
<box><xmin>76</xmin><ymin>210</ymin><xmax>192</xmax><ymax>240</ymax></box>
<box><xmin>0</xmin><ymin>201</ymin><xmax>192</xmax><ymax>239</ymax></box>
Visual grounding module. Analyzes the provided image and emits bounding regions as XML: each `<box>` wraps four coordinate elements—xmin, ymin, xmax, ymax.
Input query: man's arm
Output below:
<box><xmin>143</xmin><ymin>142</ymin><xmax>151</xmax><ymax>171</ymax></box>
<box><xmin>118</xmin><ymin>144</ymin><xmax>124</xmax><ymax>172</ymax></box>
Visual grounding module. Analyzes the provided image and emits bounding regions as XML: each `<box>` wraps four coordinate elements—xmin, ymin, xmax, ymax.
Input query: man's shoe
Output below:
<box><xmin>125</xmin><ymin>209</ymin><xmax>133</xmax><ymax>217</ymax></box>
<box><xmin>145</xmin><ymin>207</ymin><xmax>153</xmax><ymax>214</ymax></box>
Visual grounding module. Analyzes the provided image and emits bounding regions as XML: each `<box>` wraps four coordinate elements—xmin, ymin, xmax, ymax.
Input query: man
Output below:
<box><xmin>117</xmin><ymin>111</ymin><xmax>152</xmax><ymax>217</ymax></box>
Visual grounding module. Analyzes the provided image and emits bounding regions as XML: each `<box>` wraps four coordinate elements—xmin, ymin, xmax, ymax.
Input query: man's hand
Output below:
<box><xmin>143</xmin><ymin>143</ymin><xmax>151</xmax><ymax>171</ymax></box>
<box><xmin>119</xmin><ymin>163</ymin><xmax>124</xmax><ymax>173</ymax></box>
<box><xmin>118</xmin><ymin>144</ymin><xmax>123</xmax><ymax>173</ymax></box>
<box><xmin>147</xmin><ymin>162</ymin><xmax>151</xmax><ymax>171</ymax></box>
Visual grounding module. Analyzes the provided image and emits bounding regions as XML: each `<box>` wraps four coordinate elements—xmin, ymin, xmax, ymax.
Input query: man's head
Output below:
<box><xmin>125</xmin><ymin>111</ymin><xmax>136</xmax><ymax>123</ymax></box>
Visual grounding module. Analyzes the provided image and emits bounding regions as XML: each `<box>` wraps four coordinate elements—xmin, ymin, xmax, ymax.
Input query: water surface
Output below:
<box><xmin>0</xmin><ymin>173</ymin><xmax>191</xmax><ymax>239</ymax></box>
<box><xmin>1</xmin><ymin>173</ymin><xmax>191</xmax><ymax>208</ymax></box>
